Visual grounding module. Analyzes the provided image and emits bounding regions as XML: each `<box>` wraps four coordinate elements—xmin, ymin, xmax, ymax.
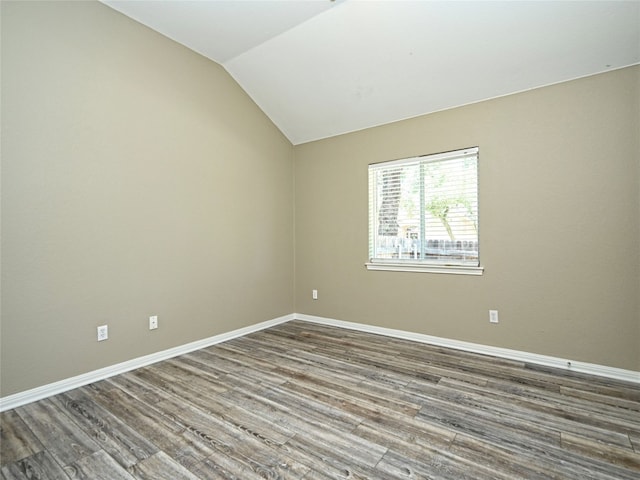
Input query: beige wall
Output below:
<box><xmin>1</xmin><ymin>1</ymin><xmax>294</xmax><ymax>396</ymax></box>
<box><xmin>2</xmin><ymin>2</ymin><xmax>638</xmax><ymax>399</ymax></box>
<box><xmin>294</xmin><ymin>66</ymin><xmax>640</xmax><ymax>371</ymax></box>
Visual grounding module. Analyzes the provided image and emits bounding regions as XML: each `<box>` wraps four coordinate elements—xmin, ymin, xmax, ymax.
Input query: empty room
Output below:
<box><xmin>1</xmin><ymin>1</ymin><xmax>639</xmax><ymax>479</ymax></box>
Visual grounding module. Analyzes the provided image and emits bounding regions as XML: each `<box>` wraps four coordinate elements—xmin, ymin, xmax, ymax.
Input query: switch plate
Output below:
<box><xmin>312</xmin><ymin>289</ymin><xmax>318</xmax><ymax>300</ymax></box>
<box><xmin>489</xmin><ymin>310</ymin><xmax>499</xmax><ymax>323</ymax></box>
<box><xmin>97</xmin><ymin>325</ymin><xmax>108</xmax><ymax>341</ymax></box>
<box><xmin>149</xmin><ymin>315</ymin><xmax>158</xmax><ymax>330</ymax></box>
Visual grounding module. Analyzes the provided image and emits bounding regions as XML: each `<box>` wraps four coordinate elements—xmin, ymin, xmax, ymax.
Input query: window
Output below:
<box><xmin>367</xmin><ymin>147</ymin><xmax>482</xmax><ymax>275</ymax></box>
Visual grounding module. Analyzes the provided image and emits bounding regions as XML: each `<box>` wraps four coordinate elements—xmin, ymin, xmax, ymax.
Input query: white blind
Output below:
<box><xmin>368</xmin><ymin>147</ymin><xmax>479</xmax><ymax>266</ymax></box>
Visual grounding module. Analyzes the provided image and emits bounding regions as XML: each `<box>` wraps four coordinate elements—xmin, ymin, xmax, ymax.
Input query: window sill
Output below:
<box><xmin>365</xmin><ymin>262</ymin><xmax>484</xmax><ymax>275</ymax></box>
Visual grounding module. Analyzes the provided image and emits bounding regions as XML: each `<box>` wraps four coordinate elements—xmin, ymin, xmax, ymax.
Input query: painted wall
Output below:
<box><xmin>294</xmin><ymin>66</ymin><xmax>640</xmax><ymax>371</ymax></box>
<box><xmin>2</xmin><ymin>2</ymin><xmax>638</xmax><ymax>400</ymax></box>
<box><xmin>1</xmin><ymin>1</ymin><xmax>294</xmax><ymax>396</ymax></box>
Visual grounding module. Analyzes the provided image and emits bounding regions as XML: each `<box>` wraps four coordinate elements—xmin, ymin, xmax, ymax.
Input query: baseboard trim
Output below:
<box><xmin>3</xmin><ymin>311</ymin><xmax>637</xmax><ymax>411</ymax></box>
<box><xmin>0</xmin><ymin>314</ymin><xmax>294</xmax><ymax>412</ymax></box>
<box><xmin>294</xmin><ymin>313</ymin><xmax>640</xmax><ymax>384</ymax></box>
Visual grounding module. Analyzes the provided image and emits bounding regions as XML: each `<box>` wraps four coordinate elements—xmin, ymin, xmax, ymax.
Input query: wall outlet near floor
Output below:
<box><xmin>149</xmin><ymin>315</ymin><xmax>158</xmax><ymax>330</ymax></box>
<box><xmin>312</xmin><ymin>289</ymin><xmax>318</xmax><ymax>300</ymax></box>
<box><xmin>489</xmin><ymin>310</ymin><xmax>499</xmax><ymax>324</ymax></box>
<box><xmin>97</xmin><ymin>325</ymin><xmax>108</xmax><ymax>341</ymax></box>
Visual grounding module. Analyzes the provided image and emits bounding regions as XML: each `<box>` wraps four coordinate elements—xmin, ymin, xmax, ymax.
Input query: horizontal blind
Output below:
<box><xmin>369</xmin><ymin>147</ymin><xmax>479</xmax><ymax>266</ymax></box>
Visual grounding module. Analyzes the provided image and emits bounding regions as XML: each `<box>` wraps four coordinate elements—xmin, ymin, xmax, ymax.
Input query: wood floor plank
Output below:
<box><xmin>137</xmin><ymin>361</ymin><xmax>319</xmax><ymax>453</ymax></box>
<box><xmin>559</xmin><ymin>385</ymin><xmax>640</xmax><ymax>413</ymax></box>
<box><xmin>376</xmin><ymin>447</ymin><xmax>514</xmax><ymax>480</ymax></box>
<box><xmin>310</xmin><ymin>341</ymin><xmax>490</xmax><ymax>387</ymax></box>
<box><xmin>146</xmin><ymin>390</ymin><xmax>314</xmax><ymax>480</ymax></box>
<box><xmin>126</xmin><ymin>451</ymin><xmax>201</xmax><ymax>480</ymax></box>
<box><xmin>449</xmin><ymin>432</ymin><xmax>573</xmax><ymax>480</ymax></box>
<box><xmin>354</xmin><ymin>409</ymin><xmax>456</xmax><ymax>451</ymax></box>
<box><xmin>226</xmin><ymin>375</ymin><xmax>365</xmax><ymax>433</ymax></box>
<box><xmin>299</xmin><ymin>470</ymin><xmax>343</xmax><ymax>480</ymax></box>
<box><xmin>453</xmin><ymin>430</ymin><xmax>640</xmax><ymax>480</ymax></box>
<box><xmin>354</xmin><ymin>420</ymin><xmax>515</xmax><ymax>480</ymax></box>
<box><xmin>187</xmin><ymin>454</ymin><xmax>268</xmax><ymax>480</ymax></box>
<box><xmin>15</xmin><ymin>399</ymin><xmax>100</xmax><ymax>468</ymax></box>
<box><xmin>49</xmin><ymin>389</ymin><xmax>159</xmax><ymax>469</ymax></box>
<box><xmin>63</xmin><ymin>450</ymin><xmax>135</xmax><ymax>480</ymax></box>
<box><xmin>82</xmin><ymin>384</ymin><xmax>212</xmax><ymax>469</ymax></box>
<box><xmin>490</xmin><ymin>377</ymin><xmax>640</xmax><ymax>427</ymax></box>
<box><xmin>283</xmin><ymin>434</ymin><xmax>388</xmax><ymax>480</ymax></box>
<box><xmin>523</xmin><ymin>363</ymin><xmax>640</xmax><ymax>401</ymax></box>
<box><xmin>1</xmin><ymin>450</ymin><xmax>68</xmax><ymax>480</ymax></box>
<box><xmin>422</xmin><ymin>377</ymin><xmax>635</xmax><ymax>448</ymax></box>
<box><xmin>2</xmin><ymin>320</ymin><xmax>639</xmax><ymax>479</ymax></box>
<box><xmin>426</xmin><ymin>399</ymin><xmax>638</xmax><ymax>480</ymax></box>
<box><xmin>0</xmin><ymin>410</ymin><xmax>44</xmax><ymax>467</ymax></box>
<box><xmin>560</xmin><ymin>431</ymin><xmax>640</xmax><ymax>470</ymax></box>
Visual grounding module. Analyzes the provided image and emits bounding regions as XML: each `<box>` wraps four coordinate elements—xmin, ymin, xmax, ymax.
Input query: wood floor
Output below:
<box><xmin>2</xmin><ymin>320</ymin><xmax>640</xmax><ymax>479</ymax></box>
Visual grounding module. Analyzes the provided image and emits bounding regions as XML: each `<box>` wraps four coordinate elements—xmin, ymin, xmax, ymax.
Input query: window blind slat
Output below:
<box><xmin>369</xmin><ymin>147</ymin><xmax>479</xmax><ymax>268</ymax></box>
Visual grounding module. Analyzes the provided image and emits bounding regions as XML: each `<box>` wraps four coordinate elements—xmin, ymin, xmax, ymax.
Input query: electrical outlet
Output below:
<box><xmin>312</xmin><ymin>289</ymin><xmax>318</xmax><ymax>300</ymax></box>
<box><xmin>97</xmin><ymin>325</ymin><xmax>108</xmax><ymax>341</ymax></box>
<box><xmin>149</xmin><ymin>315</ymin><xmax>158</xmax><ymax>330</ymax></box>
<box><xmin>489</xmin><ymin>310</ymin><xmax>499</xmax><ymax>324</ymax></box>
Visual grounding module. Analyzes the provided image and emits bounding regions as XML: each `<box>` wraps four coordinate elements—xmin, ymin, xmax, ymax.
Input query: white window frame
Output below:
<box><xmin>366</xmin><ymin>147</ymin><xmax>483</xmax><ymax>275</ymax></box>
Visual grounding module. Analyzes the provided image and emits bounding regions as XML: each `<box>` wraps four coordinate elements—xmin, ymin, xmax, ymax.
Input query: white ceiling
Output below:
<box><xmin>103</xmin><ymin>0</ymin><xmax>640</xmax><ymax>145</ymax></box>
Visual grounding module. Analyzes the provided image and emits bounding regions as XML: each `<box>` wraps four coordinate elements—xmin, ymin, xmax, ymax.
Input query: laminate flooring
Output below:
<box><xmin>2</xmin><ymin>320</ymin><xmax>640</xmax><ymax>479</ymax></box>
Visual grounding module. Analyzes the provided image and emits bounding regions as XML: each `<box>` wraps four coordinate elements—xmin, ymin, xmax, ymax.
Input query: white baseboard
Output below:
<box><xmin>294</xmin><ymin>313</ymin><xmax>640</xmax><ymax>384</ymax></box>
<box><xmin>0</xmin><ymin>314</ymin><xmax>294</xmax><ymax>412</ymax></box>
<box><xmin>3</xmin><ymin>311</ymin><xmax>637</xmax><ymax>412</ymax></box>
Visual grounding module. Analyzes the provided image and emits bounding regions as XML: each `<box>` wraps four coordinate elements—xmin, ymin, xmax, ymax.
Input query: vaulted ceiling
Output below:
<box><xmin>102</xmin><ymin>1</ymin><xmax>640</xmax><ymax>145</ymax></box>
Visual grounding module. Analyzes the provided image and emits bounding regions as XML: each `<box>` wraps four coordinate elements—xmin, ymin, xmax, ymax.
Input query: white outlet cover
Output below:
<box><xmin>149</xmin><ymin>315</ymin><xmax>158</xmax><ymax>330</ymax></box>
<box><xmin>97</xmin><ymin>325</ymin><xmax>108</xmax><ymax>341</ymax></box>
